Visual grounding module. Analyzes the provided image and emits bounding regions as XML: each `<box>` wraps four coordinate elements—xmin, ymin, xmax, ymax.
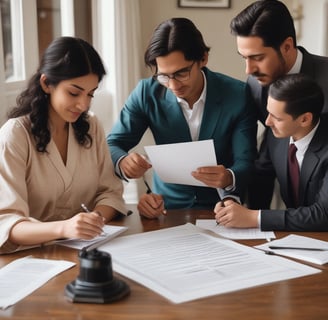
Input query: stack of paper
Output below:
<box><xmin>99</xmin><ymin>223</ymin><xmax>320</xmax><ymax>303</ymax></box>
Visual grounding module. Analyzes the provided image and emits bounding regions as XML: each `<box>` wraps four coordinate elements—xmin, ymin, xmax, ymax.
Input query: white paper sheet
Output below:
<box><xmin>55</xmin><ymin>225</ymin><xmax>128</xmax><ymax>250</ymax></box>
<box><xmin>99</xmin><ymin>223</ymin><xmax>320</xmax><ymax>303</ymax></box>
<box><xmin>0</xmin><ymin>257</ymin><xmax>75</xmax><ymax>309</ymax></box>
<box><xmin>196</xmin><ymin>219</ymin><xmax>276</xmax><ymax>240</ymax></box>
<box><xmin>144</xmin><ymin>140</ymin><xmax>217</xmax><ymax>186</ymax></box>
<box><xmin>255</xmin><ymin>234</ymin><xmax>328</xmax><ymax>265</ymax></box>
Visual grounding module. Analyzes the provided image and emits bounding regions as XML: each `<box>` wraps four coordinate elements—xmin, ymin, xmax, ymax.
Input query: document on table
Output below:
<box><xmin>55</xmin><ymin>225</ymin><xmax>128</xmax><ymax>250</ymax></box>
<box><xmin>196</xmin><ymin>219</ymin><xmax>276</xmax><ymax>240</ymax></box>
<box><xmin>144</xmin><ymin>140</ymin><xmax>217</xmax><ymax>186</ymax></box>
<box><xmin>255</xmin><ymin>234</ymin><xmax>328</xmax><ymax>265</ymax></box>
<box><xmin>99</xmin><ymin>223</ymin><xmax>320</xmax><ymax>304</ymax></box>
<box><xmin>0</xmin><ymin>256</ymin><xmax>75</xmax><ymax>309</ymax></box>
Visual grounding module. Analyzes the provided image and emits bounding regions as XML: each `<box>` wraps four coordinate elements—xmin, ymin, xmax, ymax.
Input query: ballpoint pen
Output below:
<box><xmin>81</xmin><ymin>203</ymin><xmax>106</xmax><ymax>236</ymax></box>
<box><xmin>216</xmin><ymin>200</ymin><xmax>225</xmax><ymax>226</ymax></box>
<box><xmin>143</xmin><ymin>179</ymin><xmax>152</xmax><ymax>194</ymax></box>
<box><xmin>268</xmin><ymin>246</ymin><xmax>328</xmax><ymax>251</ymax></box>
<box><xmin>143</xmin><ymin>179</ymin><xmax>167</xmax><ymax>215</ymax></box>
<box><xmin>81</xmin><ymin>203</ymin><xmax>91</xmax><ymax>213</ymax></box>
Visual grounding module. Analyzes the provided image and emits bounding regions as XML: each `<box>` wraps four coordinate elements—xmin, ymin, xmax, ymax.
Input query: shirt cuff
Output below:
<box><xmin>224</xmin><ymin>168</ymin><xmax>236</xmax><ymax>191</ymax></box>
<box><xmin>115</xmin><ymin>155</ymin><xmax>129</xmax><ymax>182</ymax></box>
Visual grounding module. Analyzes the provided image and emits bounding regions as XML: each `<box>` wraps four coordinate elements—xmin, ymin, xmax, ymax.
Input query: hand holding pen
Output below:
<box><xmin>80</xmin><ymin>203</ymin><xmax>105</xmax><ymax>236</ymax></box>
<box><xmin>59</xmin><ymin>204</ymin><xmax>104</xmax><ymax>240</ymax></box>
<box><xmin>215</xmin><ymin>200</ymin><xmax>225</xmax><ymax>226</ymax></box>
<box><xmin>137</xmin><ymin>179</ymin><xmax>167</xmax><ymax>219</ymax></box>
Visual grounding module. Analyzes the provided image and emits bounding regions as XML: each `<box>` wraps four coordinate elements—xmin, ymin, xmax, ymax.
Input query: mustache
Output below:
<box><xmin>252</xmin><ymin>72</ymin><xmax>267</xmax><ymax>77</ymax></box>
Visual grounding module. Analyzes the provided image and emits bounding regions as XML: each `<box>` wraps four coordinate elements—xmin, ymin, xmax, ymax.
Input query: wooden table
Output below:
<box><xmin>1</xmin><ymin>207</ymin><xmax>328</xmax><ymax>320</ymax></box>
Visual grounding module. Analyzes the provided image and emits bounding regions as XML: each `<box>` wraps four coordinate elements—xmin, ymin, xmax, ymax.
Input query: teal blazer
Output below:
<box><xmin>107</xmin><ymin>67</ymin><xmax>257</xmax><ymax>209</ymax></box>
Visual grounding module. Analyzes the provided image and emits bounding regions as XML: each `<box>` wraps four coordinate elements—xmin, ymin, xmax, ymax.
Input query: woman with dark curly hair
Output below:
<box><xmin>0</xmin><ymin>36</ymin><xmax>128</xmax><ymax>254</ymax></box>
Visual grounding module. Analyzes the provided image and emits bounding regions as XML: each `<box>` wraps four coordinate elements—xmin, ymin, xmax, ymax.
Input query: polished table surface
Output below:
<box><xmin>1</xmin><ymin>207</ymin><xmax>328</xmax><ymax>320</ymax></box>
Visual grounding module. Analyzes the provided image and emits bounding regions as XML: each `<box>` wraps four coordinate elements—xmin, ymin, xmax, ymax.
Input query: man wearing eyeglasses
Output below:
<box><xmin>107</xmin><ymin>18</ymin><xmax>257</xmax><ymax>218</ymax></box>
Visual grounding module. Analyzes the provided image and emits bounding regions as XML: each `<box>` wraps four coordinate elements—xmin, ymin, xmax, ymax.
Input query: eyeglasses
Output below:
<box><xmin>153</xmin><ymin>61</ymin><xmax>196</xmax><ymax>85</ymax></box>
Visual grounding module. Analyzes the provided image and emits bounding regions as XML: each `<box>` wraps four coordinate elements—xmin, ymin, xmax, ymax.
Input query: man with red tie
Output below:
<box><xmin>214</xmin><ymin>74</ymin><xmax>328</xmax><ymax>231</ymax></box>
<box><xmin>230</xmin><ymin>0</ymin><xmax>328</xmax><ymax>210</ymax></box>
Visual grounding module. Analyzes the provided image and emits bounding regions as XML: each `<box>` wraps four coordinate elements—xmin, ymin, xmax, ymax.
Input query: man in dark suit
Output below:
<box><xmin>230</xmin><ymin>0</ymin><xmax>328</xmax><ymax>209</ymax></box>
<box><xmin>214</xmin><ymin>74</ymin><xmax>328</xmax><ymax>231</ymax></box>
<box><xmin>107</xmin><ymin>18</ymin><xmax>257</xmax><ymax>218</ymax></box>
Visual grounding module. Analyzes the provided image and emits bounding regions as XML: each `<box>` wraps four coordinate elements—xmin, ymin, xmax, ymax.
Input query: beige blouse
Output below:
<box><xmin>0</xmin><ymin>113</ymin><xmax>128</xmax><ymax>253</ymax></box>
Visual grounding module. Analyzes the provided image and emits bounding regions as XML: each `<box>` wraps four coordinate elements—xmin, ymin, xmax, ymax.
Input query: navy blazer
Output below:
<box><xmin>107</xmin><ymin>67</ymin><xmax>257</xmax><ymax>209</ymax></box>
<box><xmin>248</xmin><ymin>47</ymin><xmax>328</xmax><ymax>125</ymax></box>
<box><xmin>260</xmin><ymin>116</ymin><xmax>328</xmax><ymax>231</ymax></box>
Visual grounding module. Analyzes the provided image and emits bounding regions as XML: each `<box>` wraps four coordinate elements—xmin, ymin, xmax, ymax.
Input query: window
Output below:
<box><xmin>1</xmin><ymin>0</ymin><xmax>24</xmax><ymax>81</ymax></box>
<box><xmin>0</xmin><ymin>0</ymin><xmax>91</xmax><ymax>125</ymax></box>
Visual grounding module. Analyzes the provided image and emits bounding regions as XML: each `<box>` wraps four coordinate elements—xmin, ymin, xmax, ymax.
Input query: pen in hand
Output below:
<box><xmin>81</xmin><ymin>203</ymin><xmax>91</xmax><ymax>213</ymax></box>
<box><xmin>216</xmin><ymin>200</ymin><xmax>225</xmax><ymax>226</ymax></box>
<box><xmin>143</xmin><ymin>179</ymin><xmax>152</xmax><ymax>194</ymax></box>
<box><xmin>143</xmin><ymin>179</ymin><xmax>167</xmax><ymax>215</ymax></box>
<box><xmin>81</xmin><ymin>203</ymin><xmax>105</xmax><ymax>236</ymax></box>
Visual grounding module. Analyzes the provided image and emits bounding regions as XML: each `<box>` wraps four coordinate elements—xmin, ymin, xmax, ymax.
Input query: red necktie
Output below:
<box><xmin>288</xmin><ymin>143</ymin><xmax>300</xmax><ymax>206</ymax></box>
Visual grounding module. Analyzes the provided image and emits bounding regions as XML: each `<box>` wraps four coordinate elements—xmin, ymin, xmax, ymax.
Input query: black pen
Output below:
<box><xmin>144</xmin><ymin>179</ymin><xmax>152</xmax><ymax>194</ymax></box>
<box><xmin>143</xmin><ymin>179</ymin><xmax>167</xmax><ymax>215</ymax></box>
<box><xmin>268</xmin><ymin>246</ymin><xmax>328</xmax><ymax>251</ymax></box>
<box><xmin>216</xmin><ymin>200</ymin><xmax>225</xmax><ymax>226</ymax></box>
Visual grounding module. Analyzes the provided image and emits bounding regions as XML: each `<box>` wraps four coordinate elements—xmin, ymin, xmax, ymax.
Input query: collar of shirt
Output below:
<box><xmin>290</xmin><ymin>119</ymin><xmax>320</xmax><ymax>168</ymax></box>
<box><xmin>288</xmin><ymin>48</ymin><xmax>303</xmax><ymax>74</ymax></box>
<box><xmin>177</xmin><ymin>71</ymin><xmax>207</xmax><ymax>141</ymax></box>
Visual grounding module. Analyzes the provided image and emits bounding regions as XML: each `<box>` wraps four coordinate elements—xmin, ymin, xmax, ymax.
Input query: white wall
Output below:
<box><xmin>139</xmin><ymin>0</ymin><xmax>328</xmax><ymax>82</ymax></box>
<box><xmin>139</xmin><ymin>0</ymin><xmax>251</xmax><ymax>81</ymax></box>
<box><xmin>298</xmin><ymin>0</ymin><xmax>328</xmax><ymax>55</ymax></box>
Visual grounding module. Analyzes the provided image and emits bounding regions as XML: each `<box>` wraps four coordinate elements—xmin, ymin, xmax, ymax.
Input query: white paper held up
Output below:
<box><xmin>144</xmin><ymin>140</ymin><xmax>217</xmax><ymax>186</ymax></box>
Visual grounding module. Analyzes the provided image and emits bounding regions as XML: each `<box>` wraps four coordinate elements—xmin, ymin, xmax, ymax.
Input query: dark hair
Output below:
<box><xmin>230</xmin><ymin>0</ymin><xmax>296</xmax><ymax>51</ymax></box>
<box><xmin>144</xmin><ymin>17</ymin><xmax>210</xmax><ymax>69</ymax></box>
<box><xmin>8</xmin><ymin>36</ymin><xmax>106</xmax><ymax>152</ymax></box>
<box><xmin>269</xmin><ymin>74</ymin><xmax>324</xmax><ymax>123</ymax></box>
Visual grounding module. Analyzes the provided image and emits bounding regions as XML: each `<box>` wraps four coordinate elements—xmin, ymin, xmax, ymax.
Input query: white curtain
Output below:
<box><xmin>92</xmin><ymin>0</ymin><xmax>143</xmax><ymax>203</ymax></box>
<box><xmin>91</xmin><ymin>0</ymin><xmax>142</xmax><ymax>133</ymax></box>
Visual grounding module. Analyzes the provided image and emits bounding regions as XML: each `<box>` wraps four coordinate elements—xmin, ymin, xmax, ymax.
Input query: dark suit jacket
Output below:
<box><xmin>260</xmin><ymin>116</ymin><xmax>328</xmax><ymax>231</ymax></box>
<box><xmin>107</xmin><ymin>67</ymin><xmax>257</xmax><ymax>209</ymax></box>
<box><xmin>248</xmin><ymin>46</ymin><xmax>328</xmax><ymax>125</ymax></box>
<box><xmin>247</xmin><ymin>47</ymin><xmax>328</xmax><ymax>209</ymax></box>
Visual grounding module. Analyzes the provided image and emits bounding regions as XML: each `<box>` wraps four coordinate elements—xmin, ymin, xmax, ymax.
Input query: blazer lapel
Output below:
<box><xmin>278</xmin><ymin>139</ymin><xmax>291</xmax><ymax>204</ymax></box>
<box><xmin>299</xmin><ymin>122</ymin><xmax>324</xmax><ymax>202</ymax></box>
<box><xmin>163</xmin><ymin>87</ymin><xmax>192</xmax><ymax>141</ymax></box>
<box><xmin>198</xmin><ymin>71</ymin><xmax>223</xmax><ymax>140</ymax></box>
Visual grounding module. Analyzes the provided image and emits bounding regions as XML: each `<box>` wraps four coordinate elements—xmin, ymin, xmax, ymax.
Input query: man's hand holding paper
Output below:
<box><xmin>191</xmin><ymin>164</ymin><xmax>233</xmax><ymax>189</ymax></box>
<box><xmin>144</xmin><ymin>140</ymin><xmax>218</xmax><ymax>187</ymax></box>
